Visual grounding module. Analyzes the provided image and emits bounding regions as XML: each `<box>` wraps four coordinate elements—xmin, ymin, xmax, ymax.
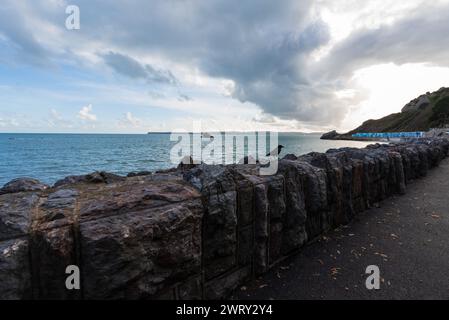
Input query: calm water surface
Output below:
<box><xmin>0</xmin><ymin>133</ymin><xmax>371</xmax><ymax>186</ymax></box>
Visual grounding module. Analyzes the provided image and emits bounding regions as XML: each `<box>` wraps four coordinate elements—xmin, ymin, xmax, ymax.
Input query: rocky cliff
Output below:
<box><xmin>322</xmin><ymin>88</ymin><xmax>449</xmax><ymax>140</ymax></box>
<box><xmin>351</xmin><ymin>88</ymin><xmax>449</xmax><ymax>133</ymax></box>
<box><xmin>1</xmin><ymin>139</ymin><xmax>448</xmax><ymax>299</ymax></box>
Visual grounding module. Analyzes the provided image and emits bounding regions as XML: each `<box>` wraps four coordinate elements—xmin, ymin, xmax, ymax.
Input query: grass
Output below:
<box><xmin>430</xmin><ymin>96</ymin><xmax>449</xmax><ymax>127</ymax></box>
<box><xmin>347</xmin><ymin>88</ymin><xmax>449</xmax><ymax>134</ymax></box>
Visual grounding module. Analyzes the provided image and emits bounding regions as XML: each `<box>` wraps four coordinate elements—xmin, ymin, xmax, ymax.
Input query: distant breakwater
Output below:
<box><xmin>1</xmin><ymin>138</ymin><xmax>448</xmax><ymax>299</ymax></box>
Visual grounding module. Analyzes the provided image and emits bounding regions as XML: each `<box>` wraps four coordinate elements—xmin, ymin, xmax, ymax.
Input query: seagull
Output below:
<box><xmin>266</xmin><ymin>145</ymin><xmax>285</xmax><ymax>157</ymax></box>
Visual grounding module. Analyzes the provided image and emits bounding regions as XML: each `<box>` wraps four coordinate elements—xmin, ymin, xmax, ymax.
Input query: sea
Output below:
<box><xmin>0</xmin><ymin>133</ymin><xmax>372</xmax><ymax>186</ymax></box>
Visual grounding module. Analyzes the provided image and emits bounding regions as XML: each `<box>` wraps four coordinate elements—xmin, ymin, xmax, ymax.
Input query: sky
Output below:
<box><xmin>1</xmin><ymin>0</ymin><xmax>449</xmax><ymax>133</ymax></box>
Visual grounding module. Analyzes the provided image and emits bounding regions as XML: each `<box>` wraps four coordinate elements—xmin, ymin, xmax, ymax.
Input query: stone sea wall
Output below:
<box><xmin>1</xmin><ymin>139</ymin><xmax>448</xmax><ymax>300</ymax></box>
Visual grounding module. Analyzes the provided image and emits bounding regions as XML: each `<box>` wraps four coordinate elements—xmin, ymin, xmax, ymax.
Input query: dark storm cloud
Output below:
<box><xmin>0</xmin><ymin>0</ymin><xmax>338</xmax><ymax>124</ymax></box>
<box><xmin>101</xmin><ymin>51</ymin><xmax>177</xmax><ymax>84</ymax></box>
<box><xmin>0</xmin><ymin>4</ymin><xmax>50</xmax><ymax>66</ymax></box>
<box><xmin>3</xmin><ymin>0</ymin><xmax>449</xmax><ymax>127</ymax></box>
<box><xmin>70</xmin><ymin>0</ymin><xmax>337</xmax><ymax>122</ymax></box>
<box><xmin>178</xmin><ymin>94</ymin><xmax>193</xmax><ymax>102</ymax></box>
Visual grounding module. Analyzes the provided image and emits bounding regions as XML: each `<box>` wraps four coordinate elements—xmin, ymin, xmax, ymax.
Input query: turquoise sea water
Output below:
<box><xmin>0</xmin><ymin>133</ymin><xmax>371</xmax><ymax>186</ymax></box>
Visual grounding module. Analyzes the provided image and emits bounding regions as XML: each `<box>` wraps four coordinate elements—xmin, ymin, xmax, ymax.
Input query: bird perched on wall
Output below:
<box><xmin>266</xmin><ymin>145</ymin><xmax>285</xmax><ymax>157</ymax></box>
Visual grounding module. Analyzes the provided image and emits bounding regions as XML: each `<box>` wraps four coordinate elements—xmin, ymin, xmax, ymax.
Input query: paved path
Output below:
<box><xmin>236</xmin><ymin>158</ymin><xmax>449</xmax><ymax>300</ymax></box>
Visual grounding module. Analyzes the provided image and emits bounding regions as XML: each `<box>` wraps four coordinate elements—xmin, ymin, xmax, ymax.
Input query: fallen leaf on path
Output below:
<box><xmin>330</xmin><ymin>267</ymin><xmax>341</xmax><ymax>276</ymax></box>
<box><xmin>374</xmin><ymin>252</ymin><xmax>388</xmax><ymax>258</ymax></box>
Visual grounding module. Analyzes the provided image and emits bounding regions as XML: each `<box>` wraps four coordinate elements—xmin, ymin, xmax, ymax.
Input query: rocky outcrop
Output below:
<box><xmin>127</xmin><ymin>171</ymin><xmax>152</xmax><ymax>178</ymax></box>
<box><xmin>1</xmin><ymin>138</ymin><xmax>448</xmax><ymax>300</ymax></box>
<box><xmin>54</xmin><ymin>171</ymin><xmax>125</xmax><ymax>188</ymax></box>
<box><xmin>0</xmin><ymin>178</ymin><xmax>48</xmax><ymax>195</ymax></box>
<box><xmin>320</xmin><ymin>130</ymin><xmax>340</xmax><ymax>140</ymax></box>
<box><xmin>402</xmin><ymin>94</ymin><xmax>431</xmax><ymax>113</ymax></box>
<box><xmin>345</xmin><ymin>87</ymin><xmax>449</xmax><ymax>134</ymax></box>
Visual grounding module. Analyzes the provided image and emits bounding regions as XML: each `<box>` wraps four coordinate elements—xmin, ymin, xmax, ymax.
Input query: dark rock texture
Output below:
<box><xmin>0</xmin><ymin>178</ymin><xmax>48</xmax><ymax>195</ymax></box>
<box><xmin>80</xmin><ymin>200</ymin><xmax>202</xmax><ymax>299</ymax></box>
<box><xmin>0</xmin><ymin>192</ymin><xmax>40</xmax><ymax>241</ymax></box>
<box><xmin>0</xmin><ymin>238</ymin><xmax>31</xmax><ymax>300</ymax></box>
<box><xmin>320</xmin><ymin>130</ymin><xmax>340</xmax><ymax>140</ymax></box>
<box><xmin>1</xmin><ymin>138</ymin><xmax>448</xmax><ymax>300</ymax></box>
<box><xmin>53</xmin><ymin>171</ymin><xmax>125</xmax><ymax>188</ymax></box>
<box><xmin>127</xmin><ymin>171</ymin><xmax>152</xmax><ymax>177</ymax></box>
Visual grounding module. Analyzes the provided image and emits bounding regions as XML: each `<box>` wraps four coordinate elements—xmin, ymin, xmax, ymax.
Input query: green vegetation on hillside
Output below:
<box><xmin>430</xmin><ymin>96</ymin><xmax>449</xmax><ymax>127</ymax></box>
<box><xmin>347</xmin><ymin>87</ymin><xmax>449</xmax><ymax>135</ymax></box>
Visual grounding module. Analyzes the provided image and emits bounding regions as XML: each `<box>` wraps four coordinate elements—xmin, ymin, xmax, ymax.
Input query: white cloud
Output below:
<box><xmin>77</xmin><ymin>104</ymin><xmax>97</xmax><ymax>122</ymax></box>
<box><xmin>50</xmin><ymin>108</ymin><xmax>62</xmax><ymax>120</ymax></box>
<box><xmin>120</xmin><ymin>111</ymin><xmax>141</xmax><ymax>127</ymax></box>
<box><xmin>0</xmin><ymin>116</ymin><xmax>19</xmax><ymax>127</ymax></box>
<box><xmin>48</xmin><ymin>108</ymin><xmax>73</xmax><ymax>128</ymax></box>
<box><xmin>3</xmin><ymin>0</ymin><xmax>449</xmax><ymax>132</ymax></box>
<box><xmin>47</xmin><ymin>108</ymin><xmax>60</xmax><ymax>127</ymax></box>
<box><xmin>339</xmin><ymin>63</ymin><xmax>449</xmax><ymax>131</ymax></box>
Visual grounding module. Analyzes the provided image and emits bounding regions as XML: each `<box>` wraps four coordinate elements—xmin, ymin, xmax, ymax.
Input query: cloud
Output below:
<box><xmin>0</xmin><ymin>1</ymin><xmax>372</xmax><ymax>127</ymax></box>
<box><xmin>318</xmin><ymin>2</ymin><xmax>449</xmax><ymax>79</ymax></box>
<box><xmin>77</xmin><ymin>104</ymin><xmax>97</xmax><ymax>122</ymax></box>
<box><xmin>120</xmin><ymin>112</ymin><xmax>141</xmax><ymax>127</ymax></box>
<box><xmin>50</xmin><ymin>108</ymin><xmax>62</xmax><ymax>120</ymax></box>
<box><xmin>3</xmin><ymin>0</ymin><xmax>336</xmax><ymax>123</ymax></box>
<box><xmin>47</xmin><ymin>108</ymin><xmax>62</xmax><ymax>127</ymax></box>
<box><xmin>0</xmin><ymin>116</ymin><xmax>19</xmax><ymax>127</ymax></box>
<box><xmin>2</xmin><ymin>0</ymin><xmax>449</xmax><ymax>130</ymax></box>
<box><xmin>0</xmin><ymin>3</ymin><xmax>53</xmax><ymax>66</ymax></box>
<box><xmin>177</xmin><ymin>94</ymin><xmax>193</xmax><ymax>102</ymax></box>
<box><xmin>48</xmin><ymin>108</ymin><xmax>73</xmax><ymax>128</ymax></box>
<box><xmin>92</xmin><ymin>0</ymin><xmax>335</xmax><ymax>124</ymax></box>
<box><xmin>101</xmin><ymin>51</ymin><xmax>177</xmax><ymax>84</ymax></box>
